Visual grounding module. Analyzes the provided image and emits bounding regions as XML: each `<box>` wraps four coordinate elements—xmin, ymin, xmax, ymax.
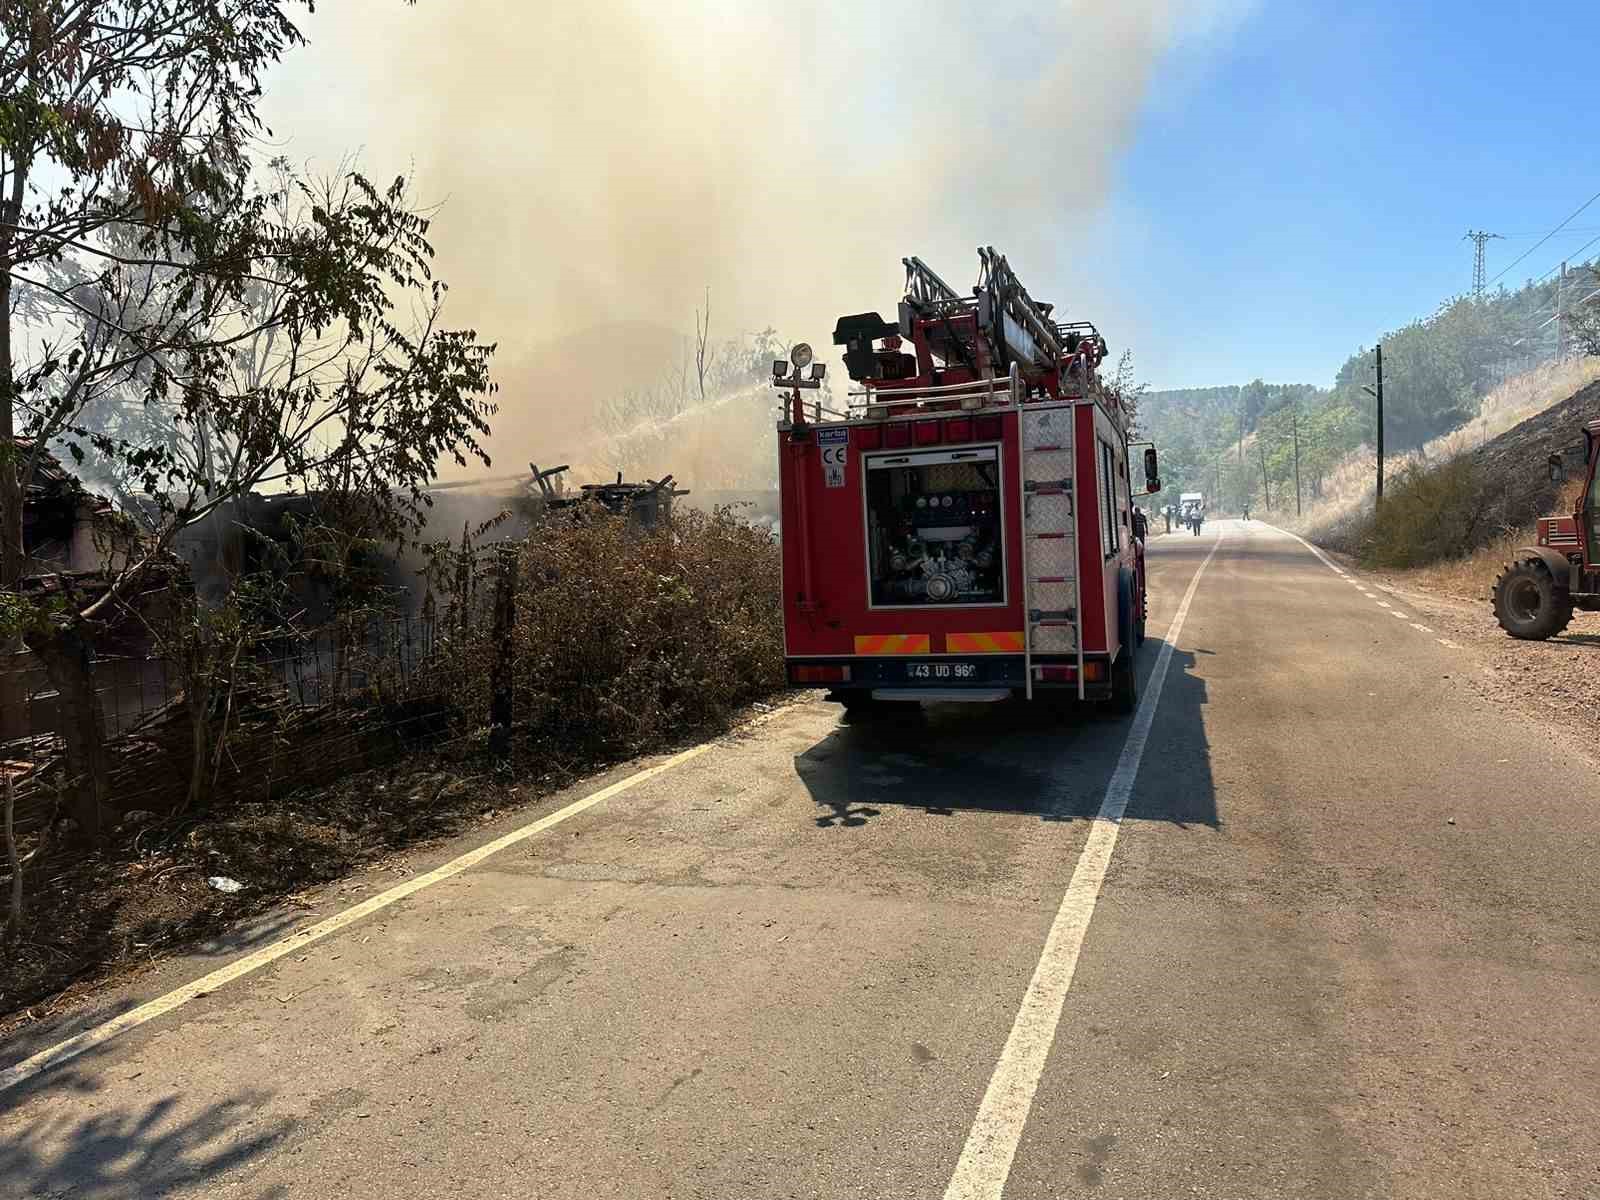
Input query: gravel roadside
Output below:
<box><xmin>1357</xmin><ymin>562</ymin><xmax>1600</xmax><ymax>759</ymax></box>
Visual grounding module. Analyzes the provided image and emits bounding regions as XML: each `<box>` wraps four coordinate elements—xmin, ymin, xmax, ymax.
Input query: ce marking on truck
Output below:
<box><xmin>818</xmin><ymin>427</ymin><xmax>848</xmax><ymax>488</ymax></box>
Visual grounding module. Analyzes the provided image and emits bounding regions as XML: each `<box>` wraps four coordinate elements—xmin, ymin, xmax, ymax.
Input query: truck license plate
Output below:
<box><xmin>903</xmin><ymin>661</ymin><xmax>979</xmax><ymax>681</ymax></box>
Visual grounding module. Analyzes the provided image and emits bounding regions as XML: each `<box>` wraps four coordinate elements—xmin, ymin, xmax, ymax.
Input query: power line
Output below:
<box><xmin>1530</xmin><ymin>232</ymin><xmax>1600</xmax><ymax>286</ymax></box>
<box><xmin>1496</xmin><ymin>225</ymin><xmax>1600</xmax><ymax>239</ymax></box>
<box><xmin>1488</xmin><ymin>187</ymin><xmax>1600</xmax><ymax>287</ymax></box>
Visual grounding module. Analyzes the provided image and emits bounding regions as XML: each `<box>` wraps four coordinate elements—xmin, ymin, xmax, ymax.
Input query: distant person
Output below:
<box><xmin>1242</xmin><ymin>503</ymin><xmax>1251</xmax><ymax>521</ymax></box>
<box><xmin>1163</xmin><ymin>504</ymin><xmax>1172</xmax><ymax>534</ymax></box>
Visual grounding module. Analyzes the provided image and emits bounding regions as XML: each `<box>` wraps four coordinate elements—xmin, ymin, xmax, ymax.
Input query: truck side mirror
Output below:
<box><xmin>1144</xmin><ymin>448</ymin><xmax>1160</xmax><ymax>493</ymax></box>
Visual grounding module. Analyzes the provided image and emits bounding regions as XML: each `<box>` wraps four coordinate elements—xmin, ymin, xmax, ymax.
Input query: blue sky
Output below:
<box><xmin>1103</xmin><ymin>0</ymin><xmax>1600</xmax><ymax>390</ymax></box>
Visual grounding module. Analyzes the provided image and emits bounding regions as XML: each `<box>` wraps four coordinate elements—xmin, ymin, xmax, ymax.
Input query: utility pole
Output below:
<box><xmin>1291</xmin><ymin>409</ymin><xmax>1302</xmax><ymax>517</ymax></box>
<box><xmin>1363</xmin><ymin>344</ymin><xmax>1384</xmax><ymax>506</ymax></box>
<box><xmin>1463</xmin><ymin>230</ymin><xmax>1502</xmax><ymax>300</ymax></box>
<box><xmin>1557</xmin><ymin>261</ymin><xmax>1568</xmax><ymax>361</ymax></box>
<box><xmin>1375</xmin><ymin>344</ymin><xmax>1384</xmax><ymax>505</ymax></box>
<box><xmin>1259</xmin><ymin>435</ymin><xmax>1269</xmax><ymax>510</ymax></box>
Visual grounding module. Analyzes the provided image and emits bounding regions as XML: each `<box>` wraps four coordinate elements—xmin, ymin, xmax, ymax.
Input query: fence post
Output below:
<box><xmin>488</xmin><ymin>545</ymin><xmax>519</xmax><ymax>759</ymax></box>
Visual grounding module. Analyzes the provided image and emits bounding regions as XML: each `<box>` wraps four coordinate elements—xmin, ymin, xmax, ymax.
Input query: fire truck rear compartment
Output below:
<box><xmin>865</xmin><ymin>447</ymin><xmax>1005</xmax><ymax>608</ymax></box>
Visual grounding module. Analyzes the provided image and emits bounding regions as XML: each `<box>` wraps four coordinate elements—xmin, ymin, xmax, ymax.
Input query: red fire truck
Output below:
<box><xmin>776</xmin><ymin>248</ymin><xmax>1161</xmax><ymax>715</ymax></box>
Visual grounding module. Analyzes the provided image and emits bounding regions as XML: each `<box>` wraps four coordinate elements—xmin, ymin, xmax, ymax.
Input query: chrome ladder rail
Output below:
<box><xmin>1019</xmin><ymin>400</ymin><xmax>1081</xmax><ymax>701</ymax></box>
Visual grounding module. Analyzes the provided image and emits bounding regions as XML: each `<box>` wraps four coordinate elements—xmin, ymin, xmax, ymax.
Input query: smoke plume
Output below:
<box><xmin>266</xmin><ymin>0</ymin><xmax>1251</xmax><ymax>480</ymax></box>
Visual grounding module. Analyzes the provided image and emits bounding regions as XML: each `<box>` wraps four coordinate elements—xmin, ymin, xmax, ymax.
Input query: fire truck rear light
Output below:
<box><xmin>944</xmin><ymin>417</ymin><xmax>972</xmax><ymax>442</ymax></box>
<box><xmin>915</xmin><ymin>420</ymin><xmax>941</xmax><ymax>445</ymax></box>
<box><xmin>1035</xmin><ymin>662</ymin><xmax>1105</xmax><ymax>683</ymax></box>
<box><xmin>884</xmin><ymin>423</ymin><xmax>912</xmax><ymax>448</ymax></box>
<box><xmin>856</xmin><ymin>424</ymin><xmax>882</xmax><ymax>450</ymax></box>
<box><xmin>975</xmin><ymin>416</ymin><xmax>1003</xmax><ymax>440</ymax></box>
<box><xmin>791</xmin><ymin>664</ymin><xmax>850</xmax><ymax>684</ymax></box>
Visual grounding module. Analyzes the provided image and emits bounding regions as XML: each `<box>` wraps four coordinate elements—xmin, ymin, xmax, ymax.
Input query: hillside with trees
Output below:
<box><xmin>1140</xmin><ymin>264</ymin><xmax>1595</xmax><ymax>514</ymax></box>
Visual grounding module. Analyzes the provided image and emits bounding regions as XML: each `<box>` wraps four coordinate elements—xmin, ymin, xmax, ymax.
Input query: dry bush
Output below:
<box><xmin>1366</xmin><ymin>457</ymin><xmax>1495</xmax><ymax>568</ymax></box>
<box><xmin>512</xmin><ymin>506</ymin><xmax>783</xmax><ymax>756</ymax></box>
<box><xmin>1407</xmin><ymin>478</ymin><xmax>1586</xmax><ymax>601</ymax></box>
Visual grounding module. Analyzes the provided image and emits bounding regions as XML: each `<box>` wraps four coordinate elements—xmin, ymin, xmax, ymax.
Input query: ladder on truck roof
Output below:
<box><xmin>900</xmin><ymin>249</ymin><xmax>1067</xmax><ymax>379</ymax></box>
<box><xmin>1017</xmin><ymin>401</ymin><xmax>1084</xmax><ymax>700</ymax></box>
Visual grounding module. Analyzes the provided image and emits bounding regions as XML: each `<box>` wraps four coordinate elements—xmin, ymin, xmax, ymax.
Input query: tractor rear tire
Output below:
<box><xmin>1492</xmin><ymin>558</ymin><xmax>1573</xmax><ymax>640</ymax></box>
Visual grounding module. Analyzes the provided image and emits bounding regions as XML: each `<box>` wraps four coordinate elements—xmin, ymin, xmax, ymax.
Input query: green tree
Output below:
<box><xmin>2</xmin><ymin>3</ymin><xmax>497</xmax><ymax>840</ymax></box>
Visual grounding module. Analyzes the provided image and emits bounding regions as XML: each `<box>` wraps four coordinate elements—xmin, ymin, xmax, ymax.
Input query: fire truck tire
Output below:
<box><xmin>1110</xmin><ymin>570</ymin><xmax>1139</xmax><ymax>713</ymax></box>
<box><xmin>1492</xmin><ymin>558</ymin><xmax>1573</xmax><ymax>640</ymax></box>
<box><xmin>1110</xmin><ymin>647</ymin><xmax>1138</xmax><ymax>714</ymax></box>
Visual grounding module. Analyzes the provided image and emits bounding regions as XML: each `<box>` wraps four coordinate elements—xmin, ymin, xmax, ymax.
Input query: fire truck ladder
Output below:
<box><xmin>978</xmin><ymin>246</ymin><xmax>1063</xmax><ymax>374</ymax></box>
<box><xmin>1017</xmin><ymin>399</ymin><xmax>1084</xmax><ymax>701</ymax></box>
<box><xmin>902</xmin><ymin>255</ymin><xmax>964</xmax><ymax>309</ymax></box>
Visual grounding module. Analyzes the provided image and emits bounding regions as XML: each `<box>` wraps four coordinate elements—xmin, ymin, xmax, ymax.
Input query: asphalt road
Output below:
<box><xmin>3</xmin><ymin>520</ymin><xmax>1598</xmax><ymax>1199</ymax></box>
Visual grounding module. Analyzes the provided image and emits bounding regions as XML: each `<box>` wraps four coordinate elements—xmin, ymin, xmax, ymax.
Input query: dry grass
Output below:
<box><xmin>1406</xmin><ymin>531</ymin><xmax>1531</xmax><ymax>603</ymax></box>
<box><xmin>1433</xmin><ymin>358</ymin><xmax>1600</xmax><ymax>458</ymax></box>
<box><xmin>1292</xmin><ymin>357</ymin><xmax>1600</xmax><ymax>538</ymax></box>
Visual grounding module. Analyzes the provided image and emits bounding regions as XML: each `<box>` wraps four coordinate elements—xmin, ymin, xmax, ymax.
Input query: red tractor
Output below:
<box><xmin>776</xmin><ymin>249</ymin><xmax>1160</xmax><ymax>715</ymax></box>
<box><xmin>1492</xmin><ymin>418</ymin><xmax>1600</xmax><ymax>639</ymax></box>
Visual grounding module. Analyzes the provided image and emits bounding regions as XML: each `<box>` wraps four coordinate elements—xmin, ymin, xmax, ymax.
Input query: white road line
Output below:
<box><xmin>1263</xmin><ymin>522</ymin><xmax>1442</xmax><ymax>639</ymax></box>
<box><xmin>943</xmin><ymin>532</ymin><xmax>1224</xmax><ymax>1200</ymax></box>
<box><xmin>1388</xmin><ymin>611</ymin><xmax>1410</xmax><ymax>619</ymax></box>
<box><xmin>0</xmin><ymin>735</ymin><xmax>734</xmax><ymax>1095</ymax></box>
<box><xmin>1411</xmin><ymin>623</ymin><xmax>1434</xmax><ymax>633</ymax></box>
<box><xmin>1438</xmin><ymin>638</ymin><xmax>1462</xmax><ymax>648</ymax></box>
<box><xmin>1268</xmin><ymin>523</ymin><xmax>1347</xmax><ymax>574</ymax></box>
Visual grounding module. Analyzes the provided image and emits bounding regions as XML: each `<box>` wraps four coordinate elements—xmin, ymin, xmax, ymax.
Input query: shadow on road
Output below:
<box><xmin>1550</xmin><ymin>632</ymin><xmax>1600</xmax><ymax>648</ymax></box>
<box><xmin>792</xmin><ymin>643</ymin><xmax>1217</xmax><ymax>830</ymax></box>
<box><xmin>0</xmin><ymin>1080</ymin><xmax>290</xmax><ymax>1199</ymax></box>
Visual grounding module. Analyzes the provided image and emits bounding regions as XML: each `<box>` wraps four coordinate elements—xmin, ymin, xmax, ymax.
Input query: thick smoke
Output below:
<box><xmin>266</xmin><ymin>0</ymin><xmax>1251</xmax><ymax>479</ymax></box>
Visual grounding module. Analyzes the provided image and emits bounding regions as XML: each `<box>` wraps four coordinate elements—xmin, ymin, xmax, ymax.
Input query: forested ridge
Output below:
<box><xmin>1140</xmin><ymin>264</ymin><xmax>1598</xmax><ymax>511</ymax></box>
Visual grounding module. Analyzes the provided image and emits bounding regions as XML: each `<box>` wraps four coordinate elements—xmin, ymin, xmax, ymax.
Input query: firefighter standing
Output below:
<box><xmin>1163</xmin><ymin>504</ymin><xmax>1172</xmax><ymax>534</ymax></box>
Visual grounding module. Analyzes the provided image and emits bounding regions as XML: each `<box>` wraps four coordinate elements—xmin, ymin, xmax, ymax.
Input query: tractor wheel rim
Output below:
<box><xmin>1508</xmin><ymin>579</ymin><xmax>1543</xmax><ymax>623</ymax></box>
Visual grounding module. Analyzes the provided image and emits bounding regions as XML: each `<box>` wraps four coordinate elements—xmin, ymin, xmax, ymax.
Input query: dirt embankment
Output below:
<box><xmin>1468</xmin><ymin>377</ymin><xmax>1600</xmax><ymax>531</ymax></box>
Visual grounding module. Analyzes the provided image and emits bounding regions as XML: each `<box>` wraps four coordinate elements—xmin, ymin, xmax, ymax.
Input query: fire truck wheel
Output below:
<box><xmin>1492</xmin><ymin>558</ymin><xmax>1574</xmax><ymax>640</ymax></box>
<box><xmin>1110</xmin><ymin>648</ymin><xmax>1138</xmax><ymax>714</ymax></box>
